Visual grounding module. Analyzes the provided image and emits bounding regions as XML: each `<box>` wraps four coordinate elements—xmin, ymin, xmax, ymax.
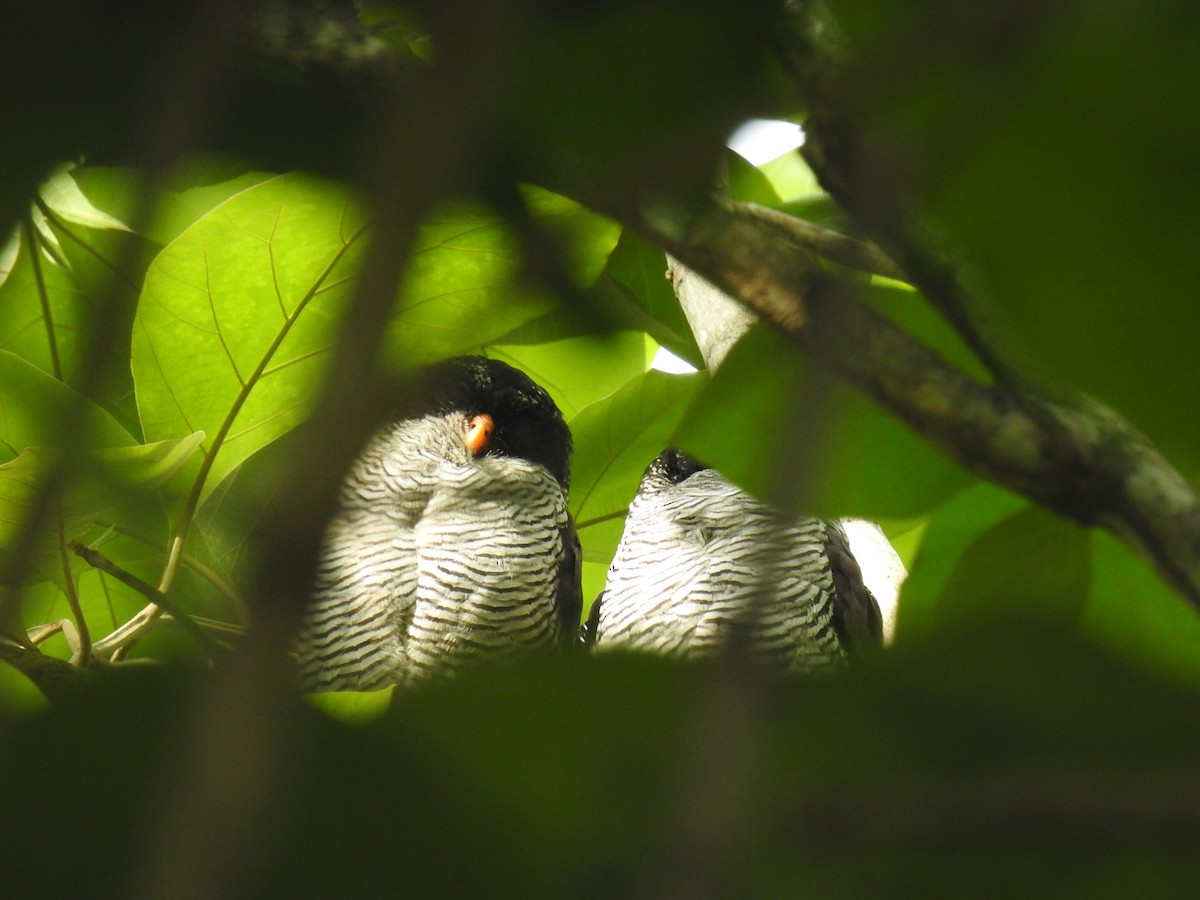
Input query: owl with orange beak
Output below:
<box><xmin>296</xmin><ymin>356</ymin><xmax>580</xmax><ymax>692</ymax></box>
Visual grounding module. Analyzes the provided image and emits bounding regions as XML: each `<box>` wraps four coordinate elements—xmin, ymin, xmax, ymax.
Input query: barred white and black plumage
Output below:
<box><xmin>585</xmin><ymin>448</ymin><xmax>881</xmax><ymax>673</ymax></box>
<box><xmin>296</xmin><ymin>356</ymin><xmax>581</xmax><ymax>692</ymax></box>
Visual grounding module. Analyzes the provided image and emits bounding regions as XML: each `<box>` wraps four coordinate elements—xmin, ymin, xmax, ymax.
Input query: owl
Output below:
<box><xmin>587</xmin><ymin>449</ymin><xmax>880</xmax><ymax>672</ymax></box>
<box><xmin>296</xmin><ymin>356</ymin><xmax>580</xmax><ymax>691</ymax></box>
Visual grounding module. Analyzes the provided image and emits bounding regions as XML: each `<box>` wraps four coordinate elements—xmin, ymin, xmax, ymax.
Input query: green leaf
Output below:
<box><xmin>0</xmin><ymin>171</ymin><xmax>160</xmax><ymax>429</ymax></box>
<box><xmin>832</xmin><ymin>2</ymin><xmax>1200</xmax><ymax>475</ymax></box>
<box><xmin>307</xmin><ymin>687</ymin><xmax>394</xmax><ymax>724</ymax></box>
<box><xmin>757</xmin><ymin>150</ymin><xmax>821</xmax><ymax>203</ymax></box>
<box><xmin>132</xmin><ymin>172</ymin><xmax>369</xmax><ymax>502</ymax></box>
<box><xmin>599</xmin><ymin>232</ymin><xmax>703</xmax><ymax>368</ymax></box>
<box><xmin>519</xmin><ymin>185</ymin><xmax>621</xmax><ymax>290</ymax></box>
<box><xmin>71</xmin><ymin>162</ymin><xmax>275</xmax><ymax>247</ymax></box>
<box><xmin>488</xmin><ymin>331</ymin><xmax>651</xmax><ymax>420</ymax></box>
<box><xmin>384</xmin><ymin>188</ymin><xmax>619</xmax><ymax>368</ymax></box>
<box><xmin>0</xmin><ymin>234</ymin><xmax>83</xmax><ymax>379</ymax></box>
<box><xmin>0</xmin><ymin>435</ymin><xmax>203</xmax><ymax>587</ymax></box>
<box><xmin>894</xmin><ymin>482</ymin><xmax>1029</xmax><ymax>639</ymax></box>
<box><xmin>0</xmin><ymin>661</ymin><xmax>48</xmax><ymax>716</ymax></box>
<box><xmin>95</xmin><ymin>432</ymin><xmax>206</xmax><ymax>490</ymax></box>
<box><xmin>728</xmin><ymin>150</ymin><xmax>782</xmax><ymax>207</ymax></box>
<box><xmin>0</xmin><ymin>351</ymin><xmax>134</xmax><ymax>460</ymax></box>
<box><xmin>674</xmin><ymin>323</ymin><xmax>973</xmax><ymax>520</ymax></box>
<box><xmin>1083</xmin><ymin>532</ymin><xmax>1200</xmax><ymax>686</ymax></box>
<box><xmin>39</xmin><ymin>165</ymin><xmax>130</xmax><ymax>232</ymax></box>
<box><xmin>866</xmin><ymin>280</ymin><xmax>990</xmax><ymax>383</ymax></box>
<box><xmin>570</xmin><ymin>369</ymin><xmax>703</xmax><ymax>527</ymax></box>
<box><xmin>930</xmin><ymin>505</ymin><xmax>1092</xmax><ymax>630</ymax></box>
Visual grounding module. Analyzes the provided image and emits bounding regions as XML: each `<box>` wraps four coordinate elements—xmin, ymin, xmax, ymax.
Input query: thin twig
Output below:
<box><xmin>736</xmin><ymin>201</ymin><xmax>908</xmax><ymax>282</ymax></box>
<box><xmin>55</xmin><ymin>508</ymin><xmax>91</xmax><ymax>665</ymax></box>
<box><xmin>94</xmin><ymin>519</ymin><xmax>248</xmax><ymax>620</ymax></box>
<box><xmin>69</xmin><ymin>541</ymin><xmax>224</xmax><ymax>659</ymax></box>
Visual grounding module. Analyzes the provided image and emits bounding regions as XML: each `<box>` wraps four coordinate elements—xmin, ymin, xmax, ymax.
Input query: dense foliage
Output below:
<box><xmin>1</xmin><ymin>1</ymin><xmax>1198</xmax><ymax>895</ymax></box>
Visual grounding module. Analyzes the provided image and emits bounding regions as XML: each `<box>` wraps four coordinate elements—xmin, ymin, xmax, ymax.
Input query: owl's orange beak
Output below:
<box><xmin>464</xmin><ymin>414</ymin><xmax>494</xmax><ymax>456</ymax></box>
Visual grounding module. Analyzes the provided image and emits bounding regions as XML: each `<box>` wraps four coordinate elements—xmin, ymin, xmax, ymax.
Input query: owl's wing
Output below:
<box><xmin>297</xmin><ymin>512</ymin><xmax>417</xmax><ymax>692</ymax></box>
<box><xmin>556</xmin><ymin>516</ymin><xmax>584</xmax><ymax>648</ymax></box>
<box><xmin>581</xmin><ymin>589</ymin><xmax>602</xmax><ymax>646</ymax></box>
<box><xmin>824</xmin><ymin>521</ymin><xmax>883</xmax><ymax>654</ymax></box>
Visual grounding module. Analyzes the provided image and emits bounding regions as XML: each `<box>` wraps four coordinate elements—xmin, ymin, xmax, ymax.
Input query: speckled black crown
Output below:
<box><xmin>647</xmin><ymin>447</ymin><xmax>708</xmax><ymax>486</ymax></box>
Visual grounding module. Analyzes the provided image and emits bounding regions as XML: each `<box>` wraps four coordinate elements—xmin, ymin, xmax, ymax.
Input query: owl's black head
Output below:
<box><xmin>399</xmin><ymin>356</ymin><xmax>573</xmax><ymax>489</ymax></box>
<box><xmin>647</xmin><ymin>447</ymin><xmax>708</xmax><ymax>485</ymax></box>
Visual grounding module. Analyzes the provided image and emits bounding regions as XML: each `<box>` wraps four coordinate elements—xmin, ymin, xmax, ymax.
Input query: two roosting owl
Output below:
<box><xmin>295</xmin><ymin>357</ymin><xmax>879</xmax><ymax>692</ymax></box>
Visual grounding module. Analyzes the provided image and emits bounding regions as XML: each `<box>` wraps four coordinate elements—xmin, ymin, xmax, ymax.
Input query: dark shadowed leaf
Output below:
<box><xmin>598</xmin><ymin>232</ymin><xmax>703</xmax><ymax>368</ymax></box>
<box><xmin>511</xmin><ymin>2</ymin><xmax>774</xmax><ymax>193</ymax></box>
<box><xmin>1083</xmin><ymin>531</ymin><xmax>1200</xmax><ymax>686</ymax></box>
<box><xmin>894</xmin><ymin>482</ymin><xmax>1029</xmax><ymax>639</ymax></box>
<box><xmin>675</xmin><ymin>322</ymin><xmax>973</xmax><ymax>520</ymax></box>
<box><xmin>930</xmin><ymin>504</ymin><xmax>1092</xmax><ymax>629</ymax></box>
<box><xmin>0</xmin><ymin>661</ymin><xmax>46</xmax><ymax>714</ymax></box>
<box><xmin>829</xmin><ymin>0</ymin><xmax>1200</xmax><ymax>475</ymax></box>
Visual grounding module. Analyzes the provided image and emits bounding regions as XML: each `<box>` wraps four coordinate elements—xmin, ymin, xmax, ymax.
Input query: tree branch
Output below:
<box><xmin>736</xmin><ymin>201</ymin><xmax>907</xmax><ymax>282</ymax></box>
<box><xmin>611</xmin><ymin>199</ymin><xmax>1200</xmax><ymax>607</ymax></box>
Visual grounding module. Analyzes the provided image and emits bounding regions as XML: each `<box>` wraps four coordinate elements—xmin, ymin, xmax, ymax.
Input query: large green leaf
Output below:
<box><xmin>520</xmin><ymin>185</ymin><xmax>622</xmax><ymax>289</ymax></box>
<box><xmin>675</xmin><ymin>322</ymin><xmax>974</xmax><ymax>520</ymax></box>
<box><xmin>132</xmin><ymin>172</ymin><xmax>369</xmax><ymax>502</ymax></box>
<box><xmin>383</xmin><ymin>187</ymin><xmax>620</xmax><ymax>368</ymax></box>
<box><xmin>70</xmin><ymin>162</ymin><xmax>275</xmax><ymax>246</ymax></box>
<box><xmin>0</xmin><ymin>238</ymin><xmax>85</xmax><ymax>381</ymax></box>
<box><xmin>0</xmin><ymin>221</ymin><xmax>148</xmax><ymax>431</ymax></box>
<box><xmin>0</xmin><ymin>166</ymin><xmax>158</xmax><ymax>432</ymax></box>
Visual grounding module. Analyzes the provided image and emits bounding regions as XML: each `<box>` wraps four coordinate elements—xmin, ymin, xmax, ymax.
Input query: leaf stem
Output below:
<box><xmin>165</xmin><ymin>220</ymin><xmax>370</xmax><ymax>592</ymax></box>
<box><xmin>575</xmin><ymin>509</ymin><xmax>630</xmax><ymax>530</ymax></box>
<box><xmin>70</xmin><ymin>541</ymin><xmax>223</xmax><ymax>659</ymax></box>
<box><xmin>22</xmin><ymin>215</ymin><xmax>63</xmax><ymax>381</ymax></box>
<box><xmin>55</xmin><ymin>506</ymin><xmax>91</xmax><ymax>665</ymax></box>
<box><xmin>94</xmin><ymin>519</ymin><xmax>247</xmax><ymax>618</ymax></box>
